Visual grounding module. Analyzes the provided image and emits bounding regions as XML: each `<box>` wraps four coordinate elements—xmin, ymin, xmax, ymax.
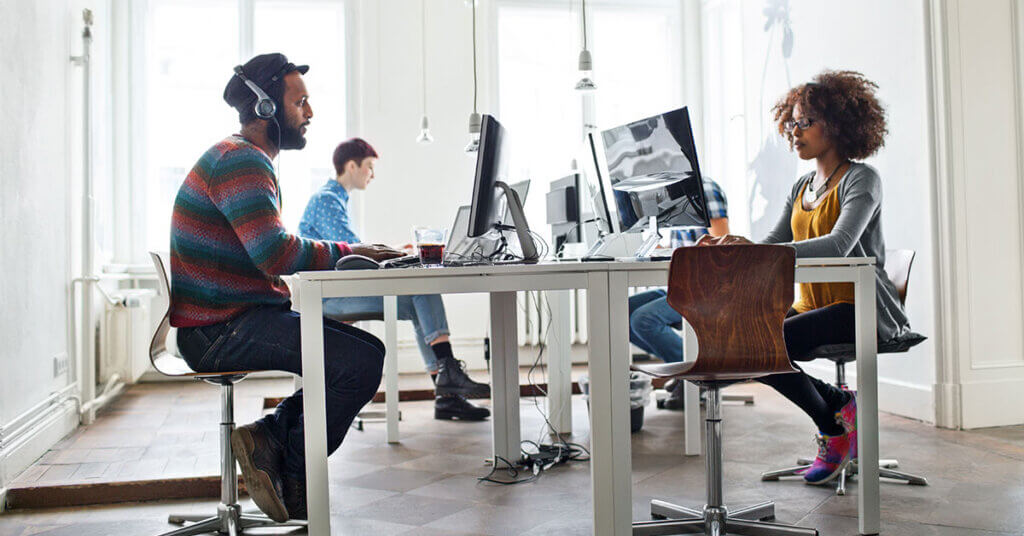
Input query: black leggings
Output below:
<box><xmin>756</xmin><ymin>303</ymin><xmax>855</xmax><ymax>435</ymax></box>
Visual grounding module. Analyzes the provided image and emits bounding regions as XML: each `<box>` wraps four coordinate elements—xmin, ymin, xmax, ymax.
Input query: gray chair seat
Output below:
<box><xmin>800</xmin><ymin>331</ymin><xmax>927</xmax><ymax>363</ymax></box>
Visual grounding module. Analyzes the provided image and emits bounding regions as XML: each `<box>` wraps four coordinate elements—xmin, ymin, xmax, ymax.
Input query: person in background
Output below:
<box><xmin>170</xmin><ymin>53</ymin><xmax>405</xmax><ymax>522</ymax></box>
<box><xmin>699</xmin><ymin>70</ymin><xmax>911</xmax><ymax>485</ymax></box>
<box><xmin>299</xmin><ymin>138</ymin><xmax>491</xmax><ymax>421</ymax></box>
<box><xmin>627</xmin><ymin>177</ymin><xmax>729</xmax><ymax>410</ymax></box>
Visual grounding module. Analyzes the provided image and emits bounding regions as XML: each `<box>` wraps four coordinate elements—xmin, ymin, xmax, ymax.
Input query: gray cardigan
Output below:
<box><xmin>761</xmin><ymin>163</ymin><xmax>910</xmax><ymax>342</ymax></box>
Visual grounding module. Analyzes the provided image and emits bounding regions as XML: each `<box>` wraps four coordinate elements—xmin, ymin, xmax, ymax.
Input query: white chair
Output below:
<box><xmin>149</xmin><ymin>252</ymin><xmax>306</xmax><ymax>535</ymax></box>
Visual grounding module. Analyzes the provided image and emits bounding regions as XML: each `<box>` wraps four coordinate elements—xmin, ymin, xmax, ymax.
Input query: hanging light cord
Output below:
<box><xmin>421</xmin><ymin>0</ymin><xmax>427</xmax><ymax>113</ymax></box>
<box><xmin>472</xmin><ymin>0</ymin><xmax>478</xmax><ymax>113</ymax></box>
<box><xmin>582</xmin><ymin>0</ymin><xmax>588</xmax><ymax>50</ymax></box>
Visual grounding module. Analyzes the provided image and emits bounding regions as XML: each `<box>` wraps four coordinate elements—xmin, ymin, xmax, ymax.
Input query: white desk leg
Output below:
<box><xmin>383</xmin><ymin>296</ymin><xmax>400</xmax><ymax>444</ymax></box>
<box><xmin>298</xmin><ymin>281</ymin><xmax>331</xmax><ymax>536</ymax></box>
<box><xmin>682</xmin><ymin>321</ymin><xmax>701</xmax><ymax>456</ymax></box>
<box><xmin>855</xmin><ymin>266</ymin><xmax>880</xmax><ymax>535</ymax></box>
<box><xmin>587</xmin><ymin>271</ymin><xmax>632</xmax><ymax>536</ymax></box>
<box><xmin>546</xmin><ymin>290</ymin><xmax>573</xmax><ymax>436</ymax></box>
<box><xmin>489</xmin><ymin>292</ymin><xmax>521</xmax><ymax>463</ymax></box>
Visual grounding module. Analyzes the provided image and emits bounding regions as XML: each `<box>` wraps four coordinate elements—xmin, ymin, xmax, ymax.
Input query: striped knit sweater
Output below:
<box><xmin>169</xmin><ymin>135</ymin><xmax>351</xmax><ymax>327</ymax></box>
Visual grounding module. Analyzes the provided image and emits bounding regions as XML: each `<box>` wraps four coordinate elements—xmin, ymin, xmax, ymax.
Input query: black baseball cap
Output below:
<box><xmin>223</xmin><ymin>53</ymin><xmax>309</xmax><ymax>109</ymax></box>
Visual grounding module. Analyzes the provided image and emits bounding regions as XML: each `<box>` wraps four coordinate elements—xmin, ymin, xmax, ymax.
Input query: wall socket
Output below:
<box><xmin>53</xmin><ymin>353</ymin><xmax>69</xmax><ymax>378</ymax></box>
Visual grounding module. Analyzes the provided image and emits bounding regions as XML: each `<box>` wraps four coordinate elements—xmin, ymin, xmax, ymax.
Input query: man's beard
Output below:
<box><xmin>271</xmin><ymin>113</ymin><xmax>307</xmax><ymax>150</ymax></box>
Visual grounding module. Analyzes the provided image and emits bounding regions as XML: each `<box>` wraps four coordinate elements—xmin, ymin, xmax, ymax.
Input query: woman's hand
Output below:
<box><xmin>350</xmin><ymin>243</ymin><xmax>406</xmax><ymax>261</ymax></box>
<box><xmin>695</xmin><ymin>234</ymin><xmax>754</xmax><ymax>246</ymax></box>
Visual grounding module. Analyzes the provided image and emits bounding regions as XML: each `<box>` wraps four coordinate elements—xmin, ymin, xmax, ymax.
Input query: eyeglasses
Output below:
<box><xmin>784</xmin><ymin>118</ymin><xmax>815</xmax><ymax>132</ymax></box>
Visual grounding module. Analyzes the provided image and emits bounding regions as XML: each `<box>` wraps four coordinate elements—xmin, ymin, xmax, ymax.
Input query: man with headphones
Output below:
<box><xmin>169</xmin><ymin>53</ymin><xmax>404</xmax><ymax>522</ymax></box>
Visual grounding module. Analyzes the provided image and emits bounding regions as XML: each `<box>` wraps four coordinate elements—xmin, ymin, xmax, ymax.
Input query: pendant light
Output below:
<box><xmin>465</xmin><ymin>0</ymin><xmax>481</xmax><ymax>153</ymax></box>
<box><xmin>575</xmin><ymin>0</ymin><xmax>596</xmax><ymax>92</ymax></box>
<box><xmin>416</xmin><ymin>0</ymin><xmax>433</xmax><ymax>143</ymax></box>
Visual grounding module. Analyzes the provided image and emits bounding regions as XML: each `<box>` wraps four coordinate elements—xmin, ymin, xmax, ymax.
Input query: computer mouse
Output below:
<box><xmin>335</xmin><ymin>254</ymin><xmax>381</xmax><ymax>270</ymax></box>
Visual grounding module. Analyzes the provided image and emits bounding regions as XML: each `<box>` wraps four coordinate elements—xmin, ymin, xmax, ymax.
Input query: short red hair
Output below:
<box><xmin>332</xmin><ymin>138</ymin><xmax>379</xmax><ymax>175</ymax></box>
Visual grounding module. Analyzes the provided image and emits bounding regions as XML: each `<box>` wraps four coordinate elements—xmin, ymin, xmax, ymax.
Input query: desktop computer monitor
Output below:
<box><xmin>586</xmin><ymin>106</ymin><xmax>711</xmax><ymax>236</ymax></box>
<box><xmin>547</xmin><ymin>173</ymin><xmax>582</xmax><ymax>256</ymax></box>
<box><xmin>467</xmin><ymin>114</ymin><xmax>539</xmax><ymax>262</ymax></box>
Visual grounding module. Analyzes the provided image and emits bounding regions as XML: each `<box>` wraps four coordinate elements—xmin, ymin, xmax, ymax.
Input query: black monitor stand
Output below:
<box><xmin>495</xmin><ymin>181</ymin><xmax>539</xmax><ymax>263</ymax></box>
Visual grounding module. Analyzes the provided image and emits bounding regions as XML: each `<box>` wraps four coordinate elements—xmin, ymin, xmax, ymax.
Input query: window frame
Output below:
<box><xmin>119</xmin><ymin>0</ymin><xmax>352</xmax><ymax>262</ymax></box>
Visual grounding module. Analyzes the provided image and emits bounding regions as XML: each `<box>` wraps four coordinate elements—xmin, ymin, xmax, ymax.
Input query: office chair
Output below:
<box><xmin>149</xmin><ymin>252</ymin><xmax>307</xmax><ymax>535</ymax></box>
<box><xmin>631</xmin><ymin>245</ymin><xmax>818</xmax><ymax>536</ymax></box>
<box><xmin>760</xmin><ymin>249</ymin><xmax>928</xmax><ymax>495</ymax></box>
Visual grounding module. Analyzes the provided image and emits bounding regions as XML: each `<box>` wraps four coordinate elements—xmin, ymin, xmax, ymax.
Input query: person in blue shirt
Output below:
<box><xmin>628</xmin><ymin>177</ymin><xmax>730</xmax><ymax>410</ymax></box>
<box><xmin>299</xmin><ymin>138</ymin><xmax>491</xmax><ymax>421</ymax></box>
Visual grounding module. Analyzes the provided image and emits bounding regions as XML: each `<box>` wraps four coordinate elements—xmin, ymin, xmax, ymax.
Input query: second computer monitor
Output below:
<box><xmin>468</xmin><ymin>114</ymin><xmax>508</xmax><ymax>238</ymax></box>
<box><xmin>588</xmin><ymin>106</ymin><xmax>711</xmax><ymax>234</ymax></box>
<box><xmin>467</xmin><ymin>114</ymin><xmax>539</xmax><ymax>262</ymax></box>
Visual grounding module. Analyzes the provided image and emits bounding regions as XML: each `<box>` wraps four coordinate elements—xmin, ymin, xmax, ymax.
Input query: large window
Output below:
<box><xmin>143</xmin><ymin>0</ymin><xmax>347</xmax><ymax>253</ymax></box>
<box><xmin>497</xmin><ymin>0</ymin><xmax>684</xmax><ymax>237</ymax></box>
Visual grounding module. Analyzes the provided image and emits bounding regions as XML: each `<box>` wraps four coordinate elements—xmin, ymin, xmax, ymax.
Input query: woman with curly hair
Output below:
<box><xmin>700</xmin><ymin>70</ymin><xmax>911</xmax><ymax>485</ymax></box>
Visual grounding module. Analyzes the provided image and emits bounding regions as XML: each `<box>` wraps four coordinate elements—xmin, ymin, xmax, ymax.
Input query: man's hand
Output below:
<box><xmin>695</xmin><ymin>234</ymin><xmax>754</xmax><ymax>246</ymax></box>
<box><xmin>350</xmin><ymin>243</ymin><xmax>406</xmax><ymax>261</ymax></box>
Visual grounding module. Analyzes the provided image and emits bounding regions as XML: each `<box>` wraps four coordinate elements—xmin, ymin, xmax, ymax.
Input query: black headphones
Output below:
<box><xmin>233</xmin><ymin>65</ymin><xmax>276</xmax><ymax>119</ymax></box>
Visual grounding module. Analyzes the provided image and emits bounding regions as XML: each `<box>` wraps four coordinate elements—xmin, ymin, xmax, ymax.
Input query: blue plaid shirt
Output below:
<box><xmin>671</xmin><ymin>178</ymin><xmax>728</xmax><ymax>246</ymax></box>
<box><xmin>298</xmin><ymin>179</ymin><xmax>362</xmax><ymax>243</ymax></box>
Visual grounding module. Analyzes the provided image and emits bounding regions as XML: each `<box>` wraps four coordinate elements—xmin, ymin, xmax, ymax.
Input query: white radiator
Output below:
<box><xmin>100</xmin><ymin>289</ymin><xmax>156</xmax><ymax>384</ymax></box>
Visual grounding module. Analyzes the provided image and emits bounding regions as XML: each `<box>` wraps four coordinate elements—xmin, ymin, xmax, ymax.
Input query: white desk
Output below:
<box><xmin>296</xmin><ymin>257</ymin><xmax>880</xmax><ymax>536</ymax></box>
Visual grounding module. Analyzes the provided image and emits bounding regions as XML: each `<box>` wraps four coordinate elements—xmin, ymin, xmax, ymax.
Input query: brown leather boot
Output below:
<box><xmin>231</xmin><ymin>423</ymin><xmax>288</xmax><ymax>522</ymax></box>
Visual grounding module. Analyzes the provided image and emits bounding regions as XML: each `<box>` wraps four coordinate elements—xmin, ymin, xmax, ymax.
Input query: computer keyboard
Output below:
<box><xmin>380</xmin><ymin>255</ymin><xmax>422</xmax><ymax>269</ymax></box>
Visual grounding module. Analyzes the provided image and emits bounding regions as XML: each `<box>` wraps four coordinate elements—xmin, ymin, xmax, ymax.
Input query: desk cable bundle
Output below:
<box><xmin>478</xmin><ymin>290</ymin><xmax>589</xmax><ymax>485</ymax></box>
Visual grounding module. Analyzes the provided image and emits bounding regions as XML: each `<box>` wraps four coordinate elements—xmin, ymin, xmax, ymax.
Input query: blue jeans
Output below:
<box><xmin>323</xmin><ymin>294</ymin><xmax>450</xmax><ymax>372</ymax></box>
<box><xmin>628</xmin><ymin>289</ymin><xmax>685</xmax><ymax>363</ymax></box>
<box><xmin>176</xmin><ymin>303</ymin><xmax>384</xmax><ymax>481</ymax></box>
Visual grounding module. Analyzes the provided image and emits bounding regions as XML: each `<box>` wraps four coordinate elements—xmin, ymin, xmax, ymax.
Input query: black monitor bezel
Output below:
<box><xmin>468</xmin><ymin>114</ymin><xmax>505</xmax><ymax>238</ymax></box>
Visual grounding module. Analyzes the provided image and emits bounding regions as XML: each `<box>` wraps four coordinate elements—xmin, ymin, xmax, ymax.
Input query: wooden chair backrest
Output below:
<box><xmin>665</xmin><ymin>245</ymin><xmax>799</xmax><ymax>380</ymax></box>
<box><xmin>883</xmin><ymin>249</ymin><xmax>915</xmax><ymax>306</ymax></box>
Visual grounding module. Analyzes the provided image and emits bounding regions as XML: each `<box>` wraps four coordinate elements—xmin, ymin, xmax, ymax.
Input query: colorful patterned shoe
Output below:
<box><xmin>835</xmin><ymin>392</ymin><xmax>857</xmax><ymax>460</ymax></box>
<box><xmin>803</xmin><ymin>431</ymin><xmax>853</xmax><ymax>485</ymax></box>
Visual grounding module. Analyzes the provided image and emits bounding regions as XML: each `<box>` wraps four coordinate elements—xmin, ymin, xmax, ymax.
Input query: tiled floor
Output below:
<box><xmin>3</xmin><ymin>380</ymin><xmax>1024</xmax><ymax>535</ymax></box>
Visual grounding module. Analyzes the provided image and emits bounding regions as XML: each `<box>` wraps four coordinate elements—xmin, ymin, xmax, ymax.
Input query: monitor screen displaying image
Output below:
<box><xmin>594</xmin><ymin>107</ymin><xmax>710</xmax><ymax>234</ymax></box>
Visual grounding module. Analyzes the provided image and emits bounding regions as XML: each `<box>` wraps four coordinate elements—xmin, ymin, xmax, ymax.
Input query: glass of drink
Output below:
<box><xmin>413</xmin><ymin>227</ymin><xmax>447</xmax><ymax>266</ymax></box>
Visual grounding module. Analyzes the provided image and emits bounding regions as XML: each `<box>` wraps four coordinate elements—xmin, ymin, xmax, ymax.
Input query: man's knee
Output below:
<box><xmin>324</xmin><ymin>330</ymin><xmax>385</xmax><ymax>398</ymax></box>
<box><xmin>630</xmin><ymin>307</ymin><xmax>660</xmax><ymax>336</ymax></box>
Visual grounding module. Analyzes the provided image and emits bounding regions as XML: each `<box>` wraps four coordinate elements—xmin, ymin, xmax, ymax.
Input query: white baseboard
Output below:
<box><xmin>0</xmin><ymin>401</ymin><xmax>79</xmax><ymax>490</ymax></box>
<box><xmin>801</xmin><ymin>362</ymin><xmax>935</xmax><ymax>423</ymax></box>
<box><xmin>960</xmin><ymin>378</ymin><xmax>1024</xmax><ymax>428</ymax></box>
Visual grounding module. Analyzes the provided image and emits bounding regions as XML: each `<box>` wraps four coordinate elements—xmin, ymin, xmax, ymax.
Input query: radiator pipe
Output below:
<box><xmin>70</xmin><ymin>9</ymin><xmax>97</xmax><ymax>424</ymax></box>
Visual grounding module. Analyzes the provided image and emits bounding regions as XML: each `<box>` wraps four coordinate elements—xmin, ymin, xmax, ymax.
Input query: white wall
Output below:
<box><xmin>0</xmin><ymin>0</ymin><xmax>86</xmax><ymax>486</ymax></box>
<box><xmin>347</xmin><ymin>0</ymin><xmax>496</xmax><ymax>372</ymax></box>
<box><xmin>700</xmin><ymin>0</ymin><xmax>937</xmax><ymax>422</ymax></box>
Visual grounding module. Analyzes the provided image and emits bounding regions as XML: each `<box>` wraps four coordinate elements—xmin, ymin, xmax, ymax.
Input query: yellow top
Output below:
<box><xmin>791</xmin><ymin>180</ymin><xmax>855</xmax><ymax>313</ymax></box>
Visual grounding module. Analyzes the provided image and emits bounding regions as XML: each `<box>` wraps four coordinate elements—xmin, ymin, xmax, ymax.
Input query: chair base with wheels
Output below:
<box><xmin>160</xmin><ymin>377</ymin><xmax>307</xmax><ymax>536</ymax></box>
<box><xmin>632</xmin><ymin>387</ymin><xmax>817</xmax><ymax>536</ymax></box>
<box><xmin>150</xmin><ymin>252</ymin><xmax>306</xmax><ymax>535</ymax></box>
